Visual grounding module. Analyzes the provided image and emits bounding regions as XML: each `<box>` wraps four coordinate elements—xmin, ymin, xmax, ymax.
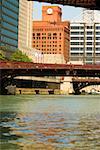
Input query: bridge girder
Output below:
<box><xmin>0</xmin><ymin>61</ymin><xmax>100</xmax><ymax>78</ymax></box>
<box><xmin>28</xmin><ymin>0</ymin><xmax>100</xmax><ymax>10</ymax></box>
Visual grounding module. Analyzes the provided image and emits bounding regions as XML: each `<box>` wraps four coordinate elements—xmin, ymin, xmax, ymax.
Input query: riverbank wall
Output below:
<box><xmin>16</xmin><ymin>88</ymin><xmax>60</xmax><ymax>95</ymax></box>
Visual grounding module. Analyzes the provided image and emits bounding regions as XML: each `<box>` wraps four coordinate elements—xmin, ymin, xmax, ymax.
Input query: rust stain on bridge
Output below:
<box><xmin>28</xmin><ymin>0</ymin><xmax>100</xmax><ymax>10</ymax></box>
<box><xmin>0</xmin><ymin>61</ymin><xmax>100</xmax><ymax>77</ymax></box>
<box><xmin>0</xmin><ymin>61</ymin><xmax>100</xmax><ymax>70</ymax></box>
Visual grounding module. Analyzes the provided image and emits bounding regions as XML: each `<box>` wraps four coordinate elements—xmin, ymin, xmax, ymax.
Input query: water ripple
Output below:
<box><xmin>0</xmin><ymin>112</ymin><xmax>100</xmax><ymax>149</ymax></box>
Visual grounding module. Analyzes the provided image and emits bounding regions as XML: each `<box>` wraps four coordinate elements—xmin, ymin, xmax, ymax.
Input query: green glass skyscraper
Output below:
<box><xmin>0</xmin><ymin>0</ymin><xmax>33</xmax><ymax>51</ymax></box>
<box><xmin>0</xmin><ymin>0</ymin><xmax>19</xmax><ymax>49</ymax></box>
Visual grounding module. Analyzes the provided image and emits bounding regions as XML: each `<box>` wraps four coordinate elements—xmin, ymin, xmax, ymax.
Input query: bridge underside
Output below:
<box><xmin>73</xmin><ymin>81</ymin><xmax>100</xmax><ymax>94</ymax></box>
<box><xmin>29</xmin><ymin>0</ymin><xmax>100</xmax><ymax>10</ymax></box>
<box><xmin>1</xmin><ymin>68</ymin><xmax>100</xmax><ymax>78</ymax></box>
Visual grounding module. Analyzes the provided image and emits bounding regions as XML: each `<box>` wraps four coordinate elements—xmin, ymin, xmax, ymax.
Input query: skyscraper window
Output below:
<box><xmin>0</xmin><ymin>0</ymin><xmax>19</xmax><ymax>49</ymax></box>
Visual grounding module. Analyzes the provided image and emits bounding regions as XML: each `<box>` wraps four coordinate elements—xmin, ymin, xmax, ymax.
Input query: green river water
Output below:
<box><xmin>0</xmin><ymin>95</ymin><xmax>100</xmax><ymax>150</ymax></box>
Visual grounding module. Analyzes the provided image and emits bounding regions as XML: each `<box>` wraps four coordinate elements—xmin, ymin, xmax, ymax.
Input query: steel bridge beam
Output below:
<box><xmin>28</xmin><ymin>0</ymin><xmax>100</xmax><ymax>10</ymax></box>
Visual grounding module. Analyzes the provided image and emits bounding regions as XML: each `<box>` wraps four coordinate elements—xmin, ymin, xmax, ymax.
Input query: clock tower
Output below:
<box><xmin>42</xmin><ymin>6</ymin><xmax>62</xmax><ymax>22</ymax></box>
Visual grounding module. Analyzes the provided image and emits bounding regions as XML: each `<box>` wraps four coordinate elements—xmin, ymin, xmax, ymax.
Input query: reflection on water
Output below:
<box><xmin>0</xmin><ymin>95</ymin><xmax>100</xmax><ymax>149</ymax></box>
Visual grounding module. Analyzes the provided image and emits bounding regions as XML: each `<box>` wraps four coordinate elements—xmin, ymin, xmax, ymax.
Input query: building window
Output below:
<box><xmin>86</xmin><ymin>26</ymin><xmax>93</xmax><ymax>29</ymax></box>
<box><xmin>96</xmin><ymin>42</ymin><xmax>100</xmax><ymax>45</ymax></box>
<box><xmin>48</xmin><ymin>33</ymin><xmax>51</xmax><ymax>36</ymax></box>
<box><xmin>96</xmin><ymin>48</ymin><xmax>100</xmax><ymax>51</ymax></box>
<box><xmin>53</xmin><ymin>37</ymin><xmax>57</xmax><ymax>39</ymax></box>
<box><xmin>87</xmin><ymin>37</ymin><xmax>93</xmax><ymax>40</ymax></box>
<box><xmin>71</xmin><ymin>26</ymin><xmax>84</xmax><ymax>29</ymax></box>
<box><xmin>71</xmin><ymin>42</ymin><xmax>83</xmax><ymax>45</ymax></box>
<box><xmin>95</xmin><ymin>53</ymin><xmax>100</xmax><ymax>56</ymax></box>
<box><xmin>71</xmin><ymin>32</ymin><xmax>79</xmax><ymax>35</ymax></box>
<box><xmin>96</xmin><ymin>26</ymin><xmax>100</xmax><ymax>30</ymax></box>
<box><xmin>71</xmin><ymin>47</ymin><xmax>83</xmax><ymax>51</ymax></box>
<box><xmin>33</xmin><ymin>33</ymin><xmax>35</xmax><ymax>36</ymax></box>
<box><xmin>86</xmin><ymin>47</ymin><xmax>92</xmax><ymax>50</ymax></box>
<box><xmin>42</xmin><ymin>33</ymin><xmax>46</xmax><ymax>35</ymax></box>
<box><xmin>87</xmin><ymin>32</ymin><xmax>93</xmax><ymax>35</ymax></box>
<box><xmin>96</xmin><ymin>32</ymin><xmax>100</xmax><ymax>35</ymax></box>
<box><xmin>42</xmin><ymin>37</ymin><xmax>46</xmax><ymax>39</ymax></box>
<box><xmin>96</xmin><ymin>37</ymin><xmax>100</xmax><ymax>40</ymax></box>
<box><xmin>37</xmin><ymin>33</ymin><xmax>40</xmax><ymax>36</ymax></box>
<box><xmin>53</xmin><ymin>33</ymin><xmax>57</xmax><ymax>36</ymax></box>
<box><xmin>48</xmin><ymin>37</ymin><xmax>51</xmax><ymax>39</ymax></box>
<box><xmin>71</xmin><ymin>32</ymin><xmax>84</xmax><ymax>35</ymax></box>
<box><xmin>87</xmin><ymin>42</ymin><xmax>93</xmax><ymax>45</ymax></box>
<box><xmin>71</xmin><ymin>37</ymin><xmax>84</xmax><ymax>40</ymax></box>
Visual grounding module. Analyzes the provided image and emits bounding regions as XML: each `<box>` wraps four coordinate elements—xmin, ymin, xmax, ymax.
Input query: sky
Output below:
<box><xmin>33</xmin><ymin>2</ymin><xmax>83</xmax><ymax>22</ymax></box>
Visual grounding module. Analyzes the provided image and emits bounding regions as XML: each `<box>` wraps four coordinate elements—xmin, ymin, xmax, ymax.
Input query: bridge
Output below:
<box><xmin>72</xmin><ymin>77</ymin><xmax>100</xmax><ymax>94</ymax></box>
<box><xmin>28</xmin><ymin>0</ymin><xmax>100</xmax><ymax>10</ymax></box>
<box><xmin>0</xmin><ymin>61</ymin><xmax>100</xmax><ymax>77</ymax></box>
<box><xmin>0</xmin><ymin>61</ymin><xmax>100</xmax><ymax>94</ymax></box>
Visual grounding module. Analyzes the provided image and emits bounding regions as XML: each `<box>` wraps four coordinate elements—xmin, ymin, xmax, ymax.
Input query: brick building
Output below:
<box><xmin>32</xmin><ymin>6</ymin><xmax>70</xmax><ymax>64</ymax></box>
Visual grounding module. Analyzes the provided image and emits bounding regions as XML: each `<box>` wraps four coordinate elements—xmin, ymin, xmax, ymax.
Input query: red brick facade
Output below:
<box><xmin>32</xmin><ymin>6</ymin><xmax>70</xmax><ymax>63</ymax></box>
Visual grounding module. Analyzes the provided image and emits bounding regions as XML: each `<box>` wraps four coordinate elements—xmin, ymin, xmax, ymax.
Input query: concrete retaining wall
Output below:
<box><xmin>16</xmin><ymin>88</ymin><xmax>60</xmax><ymax>95</ymax></box>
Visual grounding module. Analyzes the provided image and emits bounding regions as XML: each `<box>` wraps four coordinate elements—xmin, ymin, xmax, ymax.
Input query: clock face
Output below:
<box><xmin>47</xmin><ymin>8</ymin><xmax>53</xmax><ymax>14</ymax></box>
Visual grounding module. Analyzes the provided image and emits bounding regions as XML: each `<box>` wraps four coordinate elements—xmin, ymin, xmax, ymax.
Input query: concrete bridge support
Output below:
<box><xmin>73</xmin><ymin>82</ymin><xmax>81</xmax><ymax>95</ymax></box>
<box><xmin>60</xmin><ymin>77</ymin><xmax>74</xmax><ymax>95</ymax></box>
<box><xmin>0</xmin><ymin>76</ymin><xmax>15</xmax><ymax>95</ymax></box>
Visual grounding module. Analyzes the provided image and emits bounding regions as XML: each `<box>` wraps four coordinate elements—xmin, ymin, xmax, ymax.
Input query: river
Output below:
<box><xmin>0</xmin><ymin>95</ymin><xmax>100</xmax><ymax>150</ymax></box>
